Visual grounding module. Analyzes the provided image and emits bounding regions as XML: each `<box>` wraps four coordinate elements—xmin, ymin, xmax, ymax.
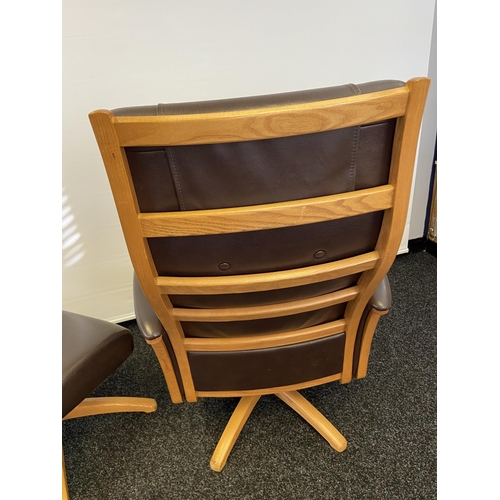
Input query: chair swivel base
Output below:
<box><xmin>210</xmin><ymin>390</ymin><xmax>347</xmax><ymax>472</ymax></box>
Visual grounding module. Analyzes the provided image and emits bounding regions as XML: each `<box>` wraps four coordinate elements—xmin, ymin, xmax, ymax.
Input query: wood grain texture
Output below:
<box><xmin>89</xmin><ymin>110</ymin><xmax>198</xmax><ymax>402</ymax></box>
<box><xmin>340</xmin><ymin>77</ymin><xmax>431</xmax><ymax>384</ymax></box>
<box><xmin>63</xmin><ymin>397</ymin><xmax>157</xmax><ymax>498</ymax></box>
<box><xmin>62</xmin><ymin>397</ymin><xmax>157</xmax><ymax>420</ymax></box>
<box><xmin>276</xmin><ymin>391</ymin><xmax>347</xmax><ymax>451</ymax></box>
<box><xmin>210</xmin><ymin>396</ymin><xmax>260</xmax><ymax>472</ymax></box>
<box><xmin>184</xmin><ymin>320</ymin><xmax>346</xmax><ymax>352</ymax></box>
<box><xmin>62</xmin><ymin>450</ymin><xmax>69</xmax><ymax>500</ymax></box>
<box><xmin>146</xmin><ymin>336</ymin><xmax>184</xmax><ymax>403</ymax></box>
<box><xmin>210</xmin><ymin>389</ymin><xmax>347</xmax><ymax>472</ymax></box>
<box><xmin>157</xmin><ymin>252</ymin><xmax>379</xmax><ymax>295</ymax></box>
<box><xmin>112</xmin><ymin>87</ymin><xmax>409</xmax><ymax>146</ymax></box>
<box><xmin>174</xmin><ymin>287</ymin><xmax>358</xmax><ymax>322</ymax></box>
<box><xmin>196</xmin><ymin>373</ymin><xmax>342</xmax><ymax>398</ymax></box>
<box><xmin>139</xmin><ymin>185</ymin><xmax>394</xmax><ymax>237</ymax></box>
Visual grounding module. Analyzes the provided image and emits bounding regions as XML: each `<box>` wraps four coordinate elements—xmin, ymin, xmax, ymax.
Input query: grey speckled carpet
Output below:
<box><xmin>62</xmin><ymin>251</ymin><xmax>436</xmax><ymax>500</ymax></box>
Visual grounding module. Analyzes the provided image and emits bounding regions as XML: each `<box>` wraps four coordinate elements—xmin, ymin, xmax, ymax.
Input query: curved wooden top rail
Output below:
<box><xmin>106</xmin><ymin>86</ymin><xmax>409</xmax><ymax>146</ymax></box>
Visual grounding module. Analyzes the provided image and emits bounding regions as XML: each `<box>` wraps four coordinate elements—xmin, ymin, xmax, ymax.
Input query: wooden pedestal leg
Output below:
<box><xmin>210</xmin><ymin>396</ymin><xmax>260</xmax><ymax>472</ymax></box>
<box><xmin>276</xmin><ymin>391</ymin><xmax>347</xmax><ymax>452</ymax></box>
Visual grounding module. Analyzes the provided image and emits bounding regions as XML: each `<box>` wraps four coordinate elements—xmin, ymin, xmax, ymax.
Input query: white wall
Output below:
<box><xmin>408</xmin><ymin>0</ymin><xmax>437</xmax><ymax>240</ymax></box>
<box><xmin>62</xmin><ymin>0</ymin><xmax>436</xmax><ymax>322</ymax></box>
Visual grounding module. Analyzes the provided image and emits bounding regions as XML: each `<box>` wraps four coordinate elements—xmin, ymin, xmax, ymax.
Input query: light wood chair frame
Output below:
<box><xmin>89</xmin><ymin>77</ymin><xmax>430</xmax><ymax>471</ymax></box>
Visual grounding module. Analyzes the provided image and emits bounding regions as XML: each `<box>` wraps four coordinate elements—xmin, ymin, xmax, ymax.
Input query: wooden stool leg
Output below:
<box><xmin>276</xmin><ymin>391</ymin><xmax>347</xmax><ymax>452</ymax></box>
<box><xmin>210</xmin><ymin>396</ymin><xmax>260</xmax><ymax>472</ymax></box>
<box><xmin>62</xmin><ymin>449</ymin><xmax>69</xmax><ymax>500</ymax></box>
<box><xmin>63</xmin><ymin>397</ymin><xmax>157</xmax><ymax>420</ymax></box>
<box><xmin>62</xmin><ymin>397</ymin><xmax>156</xmax><ymax>497</ymax></box>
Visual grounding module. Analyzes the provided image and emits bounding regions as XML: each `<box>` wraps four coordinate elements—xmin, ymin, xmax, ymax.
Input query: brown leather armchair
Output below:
<box><xmin>89</xmin><ymin>77</ymin><xmax>429</xmax><ymax>471</ymax></box>
<box><xmin>62</xmin><ymin>311</ymin><xmax>157</xmax><ymax>498</ymax></box>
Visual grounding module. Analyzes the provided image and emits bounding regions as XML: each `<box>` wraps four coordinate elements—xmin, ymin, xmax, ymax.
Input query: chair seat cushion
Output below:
<box><xmin>62</xmin><ymin>311</ymin><xmax>133</xmax><ymax>418</ymax></box>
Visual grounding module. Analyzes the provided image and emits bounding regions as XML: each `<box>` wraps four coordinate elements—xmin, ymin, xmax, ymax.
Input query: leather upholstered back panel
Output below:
<box><xmin>127</xmin><ymin>120</ymin><xmax>396</xmax><ymax>214</ymax></box>
<box><xmin>119</xmin><ymin>80</ymin><xmax>402</xmax><ymax>338</ymax></box>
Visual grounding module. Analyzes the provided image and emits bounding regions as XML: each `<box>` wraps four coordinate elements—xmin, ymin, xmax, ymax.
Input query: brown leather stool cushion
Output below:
<box><xmin>62</xmin><ymin>311</ymin><xmax>133</xmax><ymax>418</ymax></box>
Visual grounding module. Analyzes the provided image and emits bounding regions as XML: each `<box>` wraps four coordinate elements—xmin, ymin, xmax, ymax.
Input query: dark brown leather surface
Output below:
<box><xmin>126</xmin><ymin>120</ymin><xmax>395</xmax><ymax>214</ymax></box>
<box><xmin>128</xmin><ymin>126</ymin><xmax>358</xmax><ymax>212</ymax></box>
<box><xmin>183</xmin><ymin>305</ymin><xmax>347</xmax><ymax>339</ymax></box>
<box><xmin>112</xmin><ymin>80</ymin><xmax>404</xmax><ymax>117</ymax></box>
<box><xmin>149</xmin><ymin>213</ymin><xmax>383</xmax><ymax>278</ymax></box>
<box><xmin>188</xmin><ymin>334</ymin><xmax>345</xmax><ymax>391</ymax></box>
<box><xmin>62</xmin><ymin>311</ymin><xmax>133</xmax><ymax>418</ymax></box>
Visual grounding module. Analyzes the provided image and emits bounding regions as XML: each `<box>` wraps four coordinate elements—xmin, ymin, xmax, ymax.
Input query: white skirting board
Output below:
<box><xmin>398</xmin><ymin>223</ymin><xmax>411</xmax><ymax>255</ymax></box>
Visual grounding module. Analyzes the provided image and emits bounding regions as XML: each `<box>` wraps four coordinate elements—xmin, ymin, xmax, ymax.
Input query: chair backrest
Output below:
<box><xmin>89</xmin><ymin>77</ymin><xmax>430</xmax><ymax>402</ymax></box>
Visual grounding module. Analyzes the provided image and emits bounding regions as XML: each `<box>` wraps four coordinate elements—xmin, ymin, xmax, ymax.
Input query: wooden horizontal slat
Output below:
<box><xmin>184</xmin><ymin>319</ymin><xmax>347</xmax><ymax>352</ymax></box>
<box><xmin>139</xmin><ymin>185</ymin><xmax>394</xmax><ymax>237</ymax></box>
<box><xmin>157</xmin><ymin>251</ymin><xmax>379</xmax><ymax>295</ymax></box>
<box><xmin>173</xmin><ymin>286</ymin><xmax>359</xmax><ymax>322</ymax></box>
<box><xmin>113</xmin><ymin>87</ymin><xmax>409</xmax><ymax>146</ymax></box>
